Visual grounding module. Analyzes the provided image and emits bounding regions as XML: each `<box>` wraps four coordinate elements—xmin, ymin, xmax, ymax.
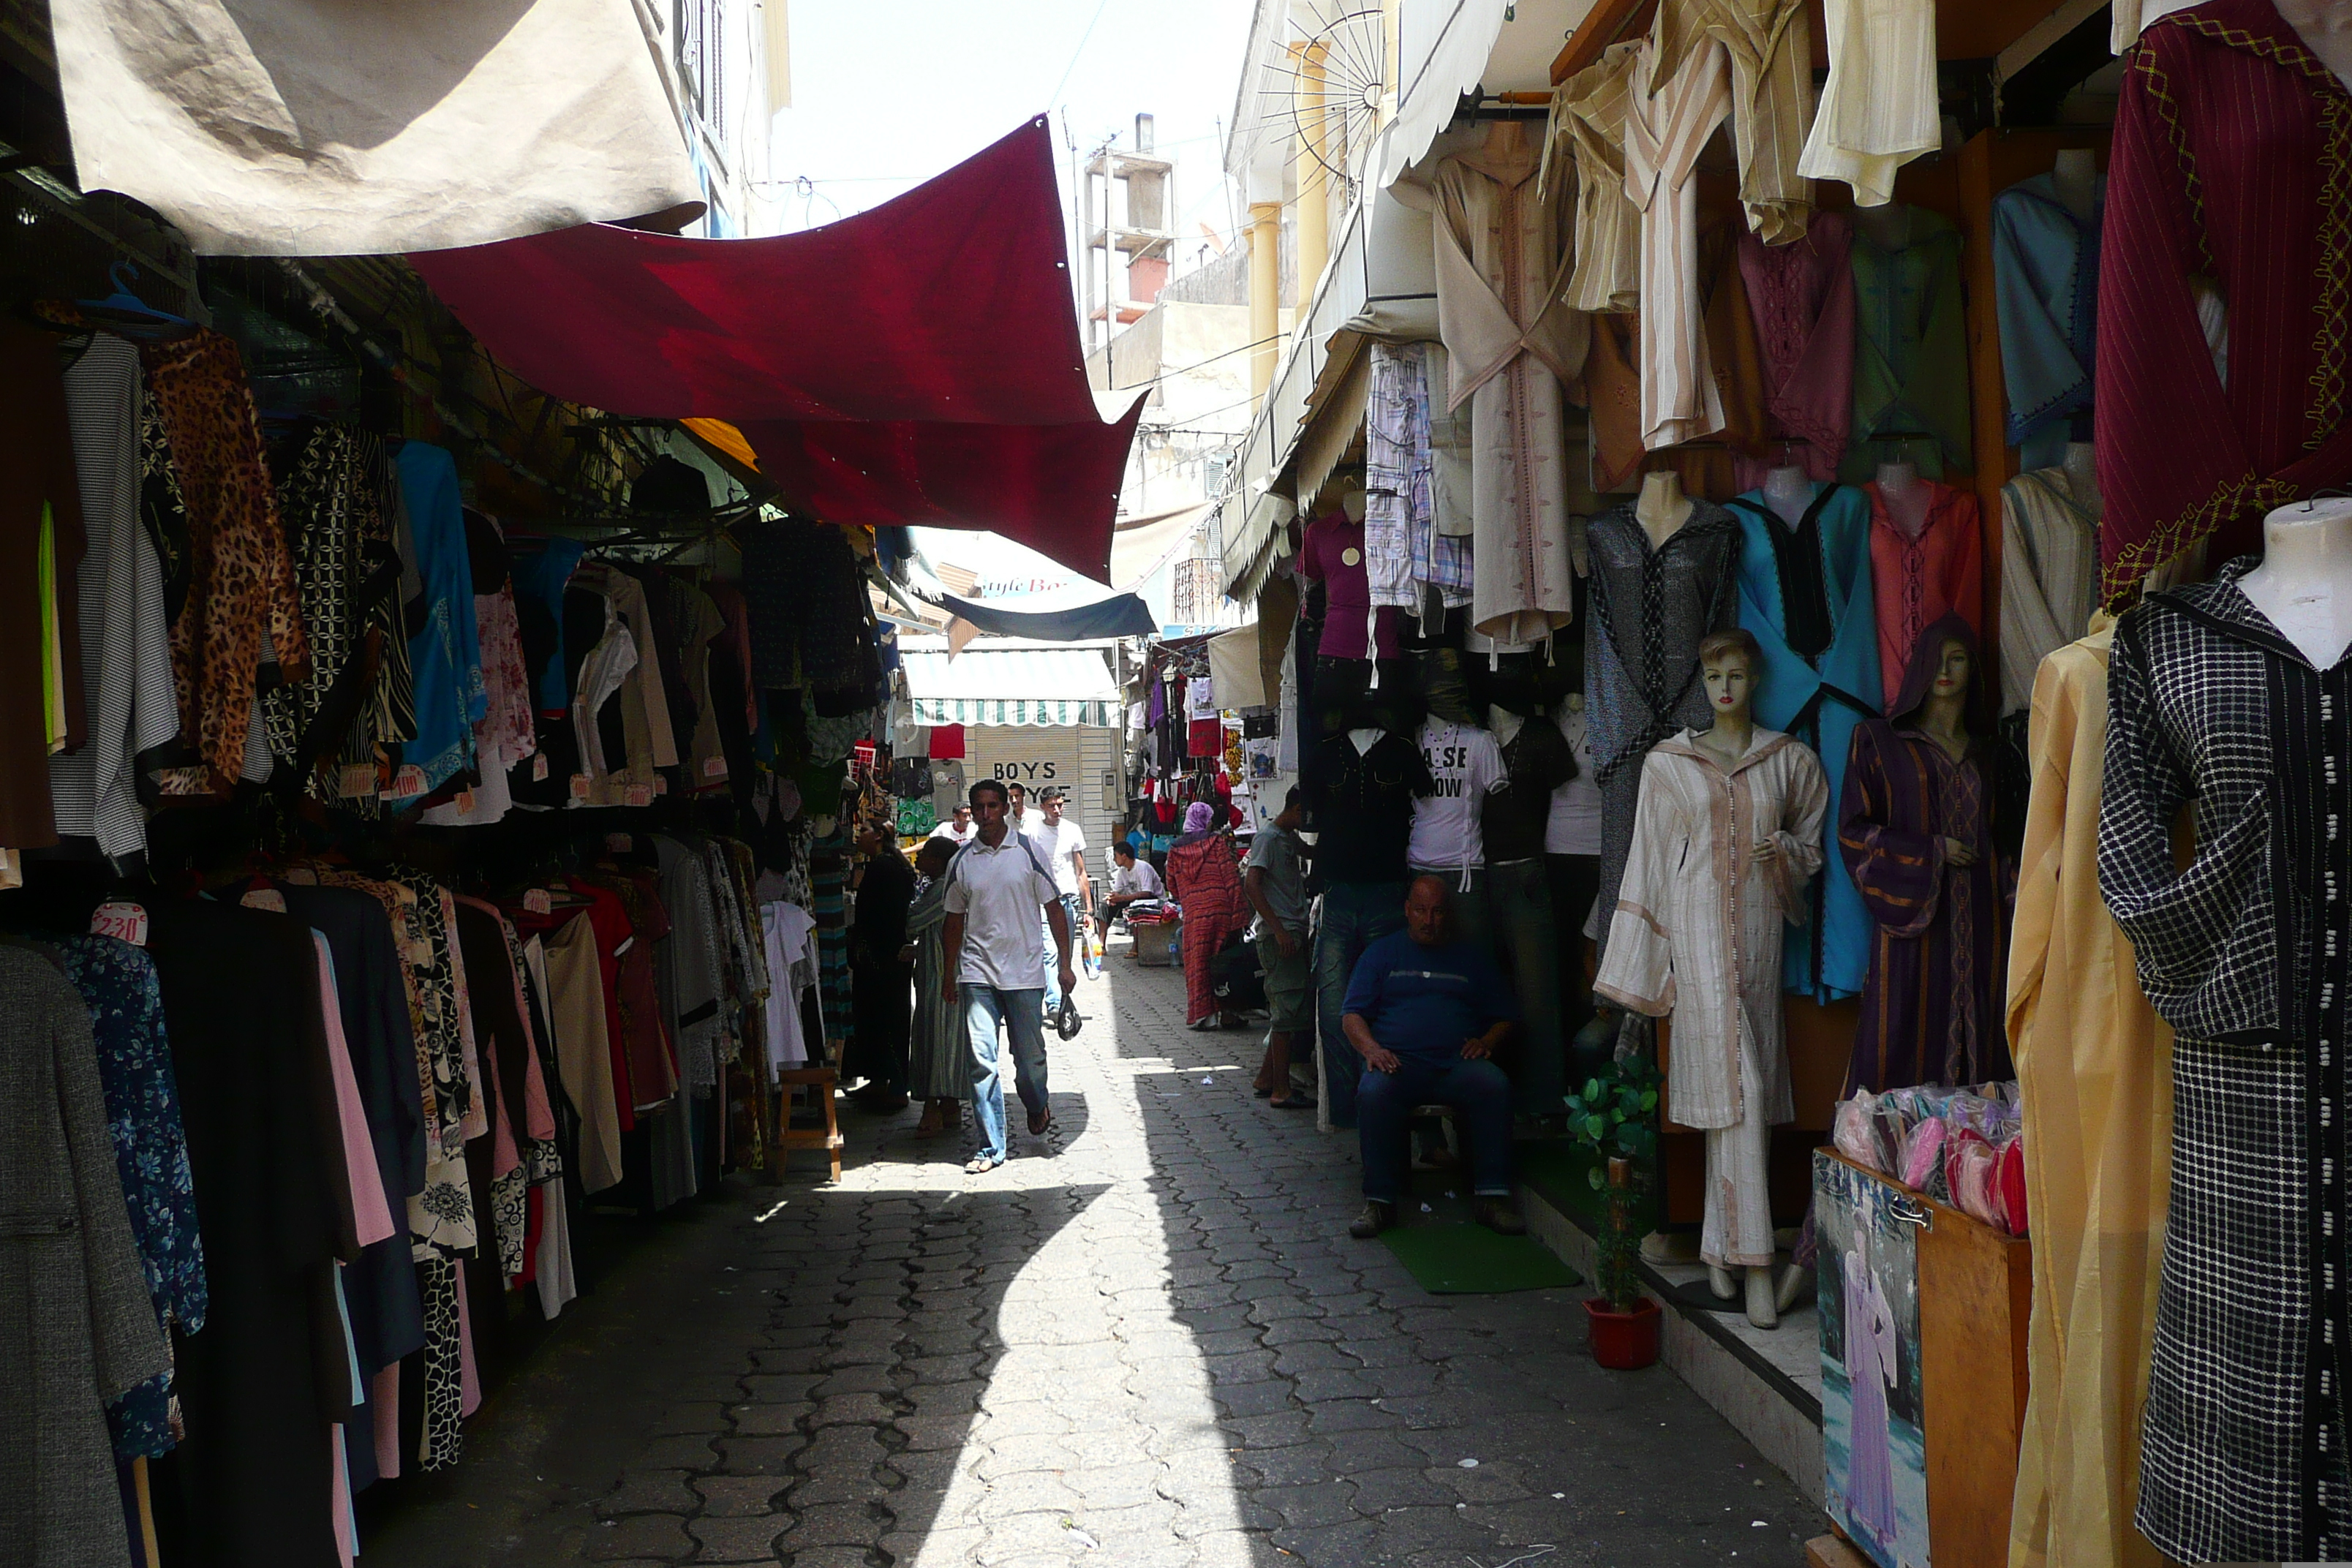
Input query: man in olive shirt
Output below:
<box><xmin>1245</xmin><ymin>787</ymin><xmax>1313</xmax><ymax>1109</ymax></box>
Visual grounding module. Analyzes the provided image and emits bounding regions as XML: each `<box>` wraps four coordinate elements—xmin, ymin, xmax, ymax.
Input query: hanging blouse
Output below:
<box><xmin>1734</xmin><ymin>211</ymin><xmax>1855</xmax><ymax>489</ymax></box>
<box><xmin>0</xmin><ymin>322</ymin><xmax>88</xmax><ymax>850</ymax></box>
<box><xmin>50</xmin><ymin>333</ymin><xmax>178</xmax><ymax>864</ymax></box>
<box><xmin>1548</xmin><ymin>39</ymin><xmax>1643</xmax><ymax>313</ymax></box>
<box><xmin>1847</xmin><ymin>208</ymin><xmax>1970</xmax><ymax>479</ymax></box>
<box><xmin>1993</xmin><ymin>172</ymin><xmax>2103</xmax><ymax>472</ymax></box>
<box><xmin>1796</xmin><ymin>0</ymin><xmax>1939</xmax><ymax>207</ymax></box>
<box><xmin>54</xmin><ymin>935</ymin><xmax>204</xmax><ymax>1461</ymax></box>
<box><xmin>1868</xmin><ymin>479</ymin><xmax>1983</xmax><ymax>712</ymax></box>
<box><xmin>2095</xmin><ymin>1</ymin><xmax>2352</xmax><ymax>601</ymax></box>
<box><xmin>1653</xmin><ymin>0</ymin><xmax>1817</xmax><ymax>244</ymax></box>
<box><xmin>391</xmin><ymin>442</ymin><xmax>482</xmax><ymax>799</ymax></box>
<box><xmin>262</xmin><ymin>424</ymin><xmax>396</xmax><ymax>798</ymax></box>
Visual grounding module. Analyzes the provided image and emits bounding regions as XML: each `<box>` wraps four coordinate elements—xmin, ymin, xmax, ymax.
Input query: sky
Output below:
<box><xmin>764</xmin><ymin>0</ymin><xmax>1259</xmax><ymax>273</ymax></box>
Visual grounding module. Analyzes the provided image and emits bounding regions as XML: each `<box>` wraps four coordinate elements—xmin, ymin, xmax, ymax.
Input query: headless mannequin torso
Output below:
<box><xmin>1637</xmin><ymin>471</ymin><xmax>1695</xmax><ymax>551</ymax></box>
<box><xmin>2049</xmin><ymin>147</ymin><xmax>2098</xmax><ymax>222</ymax></box>
<box><xmin>1763</xmin><ymin>463</ymin><xmax>1814</xmax><ymax>531</ymax></box>
<box><xmin>1877</xmin><ymin>459</ymin><xmax>1930</xmax><ymax>538</ymax></box>
<box><xmin>2239</xmin><ymin>499</ymin><xmax>2352</xmax><ymax>670</ymax></box>
<box><xmin>2062</xmin><ymin>441</ymin><xmax>2100</xmax><ymax>514</ymax></box>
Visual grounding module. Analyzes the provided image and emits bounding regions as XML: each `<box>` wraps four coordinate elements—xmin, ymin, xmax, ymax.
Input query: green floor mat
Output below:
<box><xmin>1381</xmin><ymin>1223</ymin><xmax>1585</xmax><ymax>1294</ymax></box>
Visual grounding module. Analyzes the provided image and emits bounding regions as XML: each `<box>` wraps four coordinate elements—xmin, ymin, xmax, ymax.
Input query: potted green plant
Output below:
<box><xmin>1563</xmin><ymin>1055</ymin><xmax>1663</xmax><ymax>1369</ymax></box>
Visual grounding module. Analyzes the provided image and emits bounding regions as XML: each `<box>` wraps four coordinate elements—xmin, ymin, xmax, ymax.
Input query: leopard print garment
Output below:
<box><xmin>142</xmin><ymin>330</ymin><xmax>309</xmax><ymax>785</ymax></box>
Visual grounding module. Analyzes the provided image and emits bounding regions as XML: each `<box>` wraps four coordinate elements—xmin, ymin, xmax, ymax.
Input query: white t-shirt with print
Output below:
<box><xmin>943</xmin><ymin>832</ymin><xmax>1062</xmax><ymax>989</ymax></box>
<box><xmin>928</xmin><ymin>819</ymin><xmax>977</xmax><ymax>848</ymax></box>
<box><xmin>1406</xmin><ymin>718</ymin><xmax>1505</xmax><ymax>870</ymax></box>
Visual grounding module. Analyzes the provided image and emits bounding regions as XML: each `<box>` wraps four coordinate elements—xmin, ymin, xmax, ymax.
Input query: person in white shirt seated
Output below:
<box><xmin>928</xmin><ymin>804</ymin><xmax>977</xmax><ymax>848</ymax></box>
<box><xmin>1096</xmin><ymin>840</ymin><xmax>1164</xmax><ymax>941</ymax></box>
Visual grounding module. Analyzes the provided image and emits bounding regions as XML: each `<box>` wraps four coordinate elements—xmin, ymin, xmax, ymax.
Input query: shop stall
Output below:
<box><xmin>1215</xmin><ymin>0</ymin><xmax>2351</xmax><ymax>1562</ymax></box>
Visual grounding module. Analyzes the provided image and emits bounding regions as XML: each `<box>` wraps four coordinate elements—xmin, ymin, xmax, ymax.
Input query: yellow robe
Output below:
<box><xmin>2005</xmin><ymin>625</ymin><xmax>2177</xmax><ymax>1568</ymax></box>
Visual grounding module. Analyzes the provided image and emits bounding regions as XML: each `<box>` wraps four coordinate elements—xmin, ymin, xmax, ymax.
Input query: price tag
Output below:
<box><xmin>339</xmin><ymin>763</ymin><xmax>377</xmax><ymax>799</ymax></box>
<box><xmin>604</xmin><ymin>834</ymin><xmax>634</xmax><ymax>854</ymax></box>
<box><xmin>532</xmin><ymin>753</ymin><xmax>550</xmax><ymax>783</ymax></box>
<box><xmin>453</xmin><ymin>788</ymin><xmax>476</xmax><ymax>817</ymax></box>
<box><xmin>522</xmin><ymin>888</ymin><xmax>554</xmax><ymax>915</ymax></box>
<box><xmin>241</xmin><ymin>887</ymin><xmax>287</xmax><ymax>914</ymax></box>
<box><xmin>90</xmin><ymin>901</ymin><xmax>148</xmax><ymax>947</ymax></box>
<box><xmin>702</xmin><ymin>755</ymin><xmax>728</xmax><ymax>779</ymax></box>
<box><xmin>653</xmin><ymin>774</ymin><xmax>669</xmax><ymax>796</ymax></box>
<box><xmin>388</xmin><ymin>764</ymin><xmax>427</xmax><ymax>799</ymax></box>
<box><xmin>625</xmin><ymin>783</ymin><xmax>654</xmax><ymax>809</ymax></box>
<box><xmin>569</xmin><ymin>774</ymin><xmax>592</xmax><ymax>802</ymax></box>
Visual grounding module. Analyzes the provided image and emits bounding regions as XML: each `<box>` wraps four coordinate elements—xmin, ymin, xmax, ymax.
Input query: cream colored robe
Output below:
<box><xmin>2005</xmin><ymin>627</ymin><xmax>2176</xmax><ymax>1568</ymax></box>
<box><xmin>1624</xmin><ymin>37</ymin><xmax>1733</xmax><ymax>451</ymax></box>
<box><xmin>1427</xmin><ymin>122</ymin><xmax>1590</xmax><ymax>646</ymax></box>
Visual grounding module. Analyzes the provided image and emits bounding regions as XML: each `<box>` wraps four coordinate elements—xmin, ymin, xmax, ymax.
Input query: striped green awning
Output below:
<box><xmin>911</xmin><ymin>696</ymin><xmax>1117</xmax><ymax>728</ymax></box>
<box><xmin>901</xmin><ymin>644</ymin><xmax>1121</xmax><ymax>728</ymax></box>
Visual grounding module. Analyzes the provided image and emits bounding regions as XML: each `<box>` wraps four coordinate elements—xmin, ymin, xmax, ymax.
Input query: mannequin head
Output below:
<box><xmin>1889</xmin><ymin>614</ymin><xmax>1989</xmax><ymax>738</ymax></box>
<box><xmin>1697</xmin><ymin>628</ymin><xmax>1764</xmax><ymax>728</ymax></box>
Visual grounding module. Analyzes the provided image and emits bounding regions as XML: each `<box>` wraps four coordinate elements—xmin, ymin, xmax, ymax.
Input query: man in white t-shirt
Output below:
<box><xmin>928</xmin><ymin>804</ymin><xmax>977</xmax><ymax>848</ymax></box>
<box><xmin>1096</xmin><ymin>841</ymin><xmax>1164</xmax><ymax>941</ymax></box>
<box><xmin>943</xmin><ymin>780</ymin><xmax>1074</xmax><ymax>1172</ymax></box>
<box><xmin>1407</xmin><ymin>715</ymin><xmax>1507</xmax><ymax>952</ymax></box>
<box><xmin>1027</xmin><ymin>788</ymin><xmax>1095</xmax><ymax>987</ymax></box>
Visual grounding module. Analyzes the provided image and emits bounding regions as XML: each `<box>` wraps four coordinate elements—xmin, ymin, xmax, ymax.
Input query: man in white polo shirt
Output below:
<box><xmin>942</xmin><ymin>778</ymin><xmax>1076</xmax><ymax>1173</ymax></box>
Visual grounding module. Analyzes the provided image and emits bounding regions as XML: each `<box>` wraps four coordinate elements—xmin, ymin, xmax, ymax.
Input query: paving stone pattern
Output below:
<box><xmin>361</xmin><ymin>960</ymin><xmax>1817</xmax><ymax>1566</ymax></box>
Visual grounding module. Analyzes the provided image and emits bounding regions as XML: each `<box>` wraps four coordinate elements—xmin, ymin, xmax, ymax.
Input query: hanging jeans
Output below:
<box><xmin>964</xmin><ymin>984</ymin><xmax>1049</xmax><ymax>1163</ymax></box>
<box><xmin>1315</xmin><ymin>880</ymin><xmax>1409</xmax><ymax>1127</ymax></box>
<box><xmin>1357</xmin><ymin>1057</ymin><xmax>1515</xmax><ymax>1204</ymax></box>
<box><xmin>1484</xmin><ymin>857</ymin><xmax>1561</xmax><ymax>1114</ymax></box>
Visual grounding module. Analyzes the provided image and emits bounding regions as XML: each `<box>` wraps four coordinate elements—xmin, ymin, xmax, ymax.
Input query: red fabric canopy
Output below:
<box><xmin>407</xmin><ymin>118</ymin><xmax>1137</xmax><ymax>580</ymax></box>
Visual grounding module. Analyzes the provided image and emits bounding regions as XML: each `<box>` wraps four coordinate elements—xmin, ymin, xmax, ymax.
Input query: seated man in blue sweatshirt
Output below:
<box><xmin>1341</xmin><ymin>874</ymin><xmax>1525</xmax><ymax>1238</ymax></box>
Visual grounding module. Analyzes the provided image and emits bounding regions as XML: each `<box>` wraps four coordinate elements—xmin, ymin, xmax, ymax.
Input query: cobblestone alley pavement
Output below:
<box><xmin>361</xmin><ymin>958</ymin><xmax>1817</xmax><ymax>1567</ymax></box>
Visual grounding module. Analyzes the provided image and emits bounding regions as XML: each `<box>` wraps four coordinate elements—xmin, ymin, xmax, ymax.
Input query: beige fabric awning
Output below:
<box><xmin>53</xmin><ymin>0</ymin><xmax>700</xmax><ymax>255</ymax></box>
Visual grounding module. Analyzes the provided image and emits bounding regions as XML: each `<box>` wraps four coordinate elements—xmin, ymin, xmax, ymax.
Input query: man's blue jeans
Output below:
<box><xmin>1315</xmin><ymin>880</ymin><xmax>1407</xmax><ymax>1128</ymax></box>
<box><xmin>1356</xmin><ymin>1057</ymin><xmax>1515</xmax><ymax>1205</ymax></box>
<box><xmin>965</xmin><ymin>984</ymin><xmax>1049</xmax><ymax>1163</ymax></box>
<box><xmin>1041</xmin><ymin>895</ymin><xmax>1085</xmax><ymax>1014</ymax></box>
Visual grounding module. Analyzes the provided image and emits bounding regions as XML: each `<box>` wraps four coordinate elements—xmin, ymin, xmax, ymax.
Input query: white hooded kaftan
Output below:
<box><xmin>1594</xmin><ymin>727</ymin><xmax>1828</xmax><ymax>1266</ymax></box>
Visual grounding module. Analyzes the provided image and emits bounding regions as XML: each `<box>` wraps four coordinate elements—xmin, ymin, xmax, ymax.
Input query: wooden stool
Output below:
<box><xmin>773</xmin><ymin>1067</ymin><xmax>844</xmax><ymax>1182</ymax></box>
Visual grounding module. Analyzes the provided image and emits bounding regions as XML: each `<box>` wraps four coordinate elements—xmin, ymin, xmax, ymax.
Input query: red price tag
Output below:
<box><xmin>90</xmin><ymin>901</ymin><xmax>148</xmax><ymax>947</ymax></box>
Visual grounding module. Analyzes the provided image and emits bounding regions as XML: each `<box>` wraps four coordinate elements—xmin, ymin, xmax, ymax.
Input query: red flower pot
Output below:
<box><xmin>1583</xmin><ymin>1295</ymin><xmax>1662</xmax><ymax>1370</ymax></box>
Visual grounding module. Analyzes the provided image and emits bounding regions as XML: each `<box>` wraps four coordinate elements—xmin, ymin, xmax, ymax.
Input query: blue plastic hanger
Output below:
<box><xmin>75</xmin><ymin>261</ymin><xmax>190</xmax><ymax>327</ymax></box>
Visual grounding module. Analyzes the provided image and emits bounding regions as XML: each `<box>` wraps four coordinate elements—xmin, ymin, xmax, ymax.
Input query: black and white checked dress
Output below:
<box><xmin>2103</xmin><ymin>559</ymin><xmax>2352</xmax><ymax>1561</ymax></box>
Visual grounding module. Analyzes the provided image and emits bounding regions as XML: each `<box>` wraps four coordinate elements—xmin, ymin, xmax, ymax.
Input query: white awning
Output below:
<box><xmin>901</xmin><ymin>641</ymin><xmax>1123</xmax><ymax>728</ymax></box>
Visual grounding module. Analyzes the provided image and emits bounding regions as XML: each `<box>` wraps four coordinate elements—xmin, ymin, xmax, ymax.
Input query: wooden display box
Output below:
<box><xmin>1828</xmin><ymin>1152</ymin><xmax>2033</xmax><ymax>1568</ymax></box>
<box><xmin>1129</xmin><ymin>919</ymin><xmax>1181</xmax><ymax>968</ymax></box>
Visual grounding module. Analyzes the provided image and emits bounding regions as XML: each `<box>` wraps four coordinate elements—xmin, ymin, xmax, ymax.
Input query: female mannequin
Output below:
<box><xmin>1839</xmin><ymin>615</ymin><xmax>2009</xmax><ymax>1095</ymax></box>
<box><xmin>1595</xmin><ymin>628</ymin><xmax>1828</xmax><ymax>1326</ymax></box>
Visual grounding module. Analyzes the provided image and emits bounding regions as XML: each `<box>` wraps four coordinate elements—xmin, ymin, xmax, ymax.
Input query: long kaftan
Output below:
<box><xmin>1730</xmin><ymin>481</ymin><xmax>1881</xmax><ymax>998</ymax></box>
<box><xmin>1624</xmin><ymin>35</ymin><xmax>1733</xmax><ymax>451</ymax></box>
<box><xmin>1586</xmin><ymin>502</ymin><xmax>1743</xmax><ymax>965</ymax></box>
<box><xmin>1595</xmin><ymin>728</ymin><xmax>1828</xmax><ymax>1267</ymax></box>
<box><xmin>1427</xmin><ymin>122</ymin><xmax>1588</xmax><ymax>645</ymax></box>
